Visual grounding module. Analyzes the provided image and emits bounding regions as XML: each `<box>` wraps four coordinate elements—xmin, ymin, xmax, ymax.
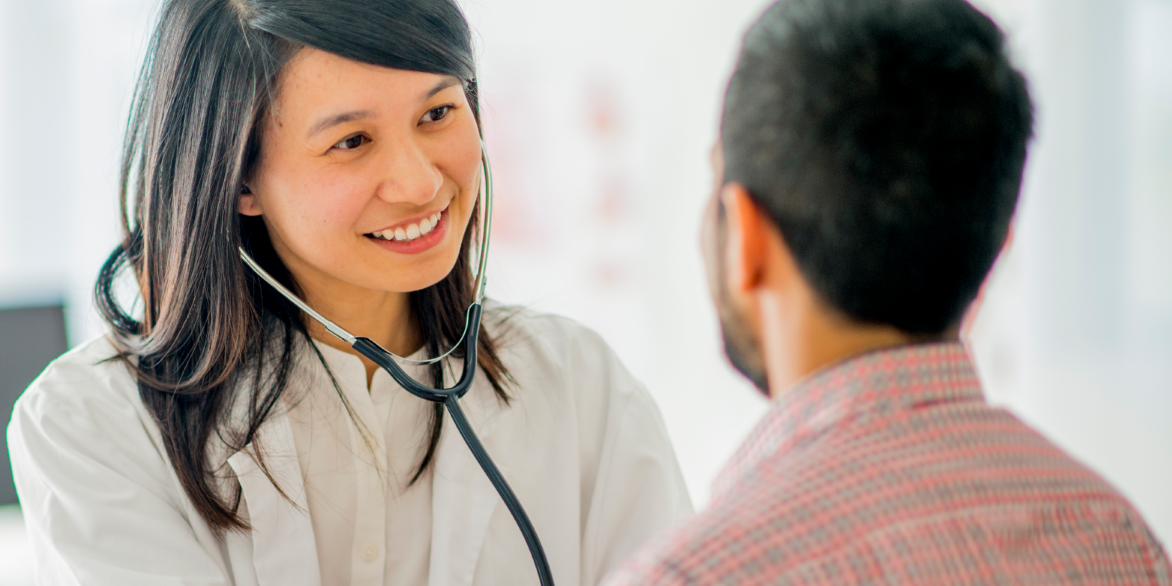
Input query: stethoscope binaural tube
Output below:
<box><xmin>237</xmin><ymin>143</ymin><xmax>555</xmax><ymax>586</ymax></box>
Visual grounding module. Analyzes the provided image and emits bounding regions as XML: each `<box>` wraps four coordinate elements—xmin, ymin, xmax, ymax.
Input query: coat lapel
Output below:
<box><xmin>428</xmin><ymin>368</ymin><xmax>513</xmax><ymax>586</ymax></box>
<box><xmin>227</xmin><ymin>411</ymin><xmax>322</xmax><ymax>586</ymax></box>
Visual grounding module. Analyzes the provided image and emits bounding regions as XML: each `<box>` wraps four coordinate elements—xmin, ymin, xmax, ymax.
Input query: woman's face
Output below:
<box><xmin>241</xmin><ymin>48</ymin><xmax>481</xmax><ymax>301</ymax></box>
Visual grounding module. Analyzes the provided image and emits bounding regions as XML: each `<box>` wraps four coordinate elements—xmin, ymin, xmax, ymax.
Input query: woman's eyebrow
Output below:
<box><xmin>423</xmin><ymin>76</ymin><xmax>461</xmax><ymax>100</ymax></box>
<box><xmin>307</xmin><ymin>110</ymin><xmax>372</xmax><ymax>139</ymax></box>
<box><xmin>305</xmin><ymin>78</ymin><xmax>461</xmax><ymax>139</ymax></box>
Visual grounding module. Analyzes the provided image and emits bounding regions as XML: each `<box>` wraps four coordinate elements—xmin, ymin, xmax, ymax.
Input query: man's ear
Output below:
<box><xmin>238</xmin><ymin>184</ymin><xmax>263</xmax><ymax>216</ymax></box>
<box><xmin>719</xmin><ymin>183</ymin><xmax>768</xmax><ymax>296</ymax></box>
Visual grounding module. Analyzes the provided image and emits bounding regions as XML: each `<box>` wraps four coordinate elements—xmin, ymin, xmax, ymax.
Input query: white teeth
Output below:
<box><xmin>372</xmin><ymin>210</ymin><xmax>444</xmax><ymax>242</ymax></box>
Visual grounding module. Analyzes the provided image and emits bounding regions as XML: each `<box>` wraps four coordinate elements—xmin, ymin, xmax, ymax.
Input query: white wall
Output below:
<box><xmin>0</xmin><ymin>3</ymin><xmax>1169</xmax><ymax>584</ymax></box>
<box><xmin>0</xmin><ymin>0</ymin><xmax>153</xmax><ymax>341</ymax></box>
<box><xmin>0</xmin><ymin>1</ymin><xmax>75</xmax><ymax>308</ymax></box>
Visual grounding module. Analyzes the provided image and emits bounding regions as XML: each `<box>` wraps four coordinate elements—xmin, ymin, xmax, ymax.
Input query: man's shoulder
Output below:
<box><xmin>603</xmin><ymin>483</ymin><xmax>799</xmax><ymax>585</ymax></box>
<box><xmin>605</xmin><ymin>401</ymin><xmax>1172</xmax><ymax>586</ymax></box>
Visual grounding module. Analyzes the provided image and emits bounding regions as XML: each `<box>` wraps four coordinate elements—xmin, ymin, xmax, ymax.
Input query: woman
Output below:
<box><xmin>7</xmin><ymin>0</ymin><xmax>692</xmax><ymax>584</ymax></box>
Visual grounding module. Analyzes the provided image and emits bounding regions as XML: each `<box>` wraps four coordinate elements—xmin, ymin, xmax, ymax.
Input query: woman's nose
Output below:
<box><xmin>374</xmin><ymin>139</ymin><xmax>443</xmax><ymax>206</ymax></box>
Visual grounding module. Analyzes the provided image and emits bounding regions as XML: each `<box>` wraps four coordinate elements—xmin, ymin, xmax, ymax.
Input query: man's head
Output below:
<box><xmin>707</xmin><ymin>0</ymin><xmax>1032</xmax><ymax>394</ymax></box>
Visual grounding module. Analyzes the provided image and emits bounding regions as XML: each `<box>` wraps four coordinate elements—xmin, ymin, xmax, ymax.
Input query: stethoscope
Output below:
<box><xmin>238</xmin><ymin>142</ymin><xmax>555</xmax><ymax>586</ymax></box>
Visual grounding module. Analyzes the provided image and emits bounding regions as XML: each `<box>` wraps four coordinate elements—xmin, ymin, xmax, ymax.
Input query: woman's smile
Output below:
<box><xmin>365</xmin><ymin>204</ymin><xmax>451</xmax><ymax>254</ymax></box>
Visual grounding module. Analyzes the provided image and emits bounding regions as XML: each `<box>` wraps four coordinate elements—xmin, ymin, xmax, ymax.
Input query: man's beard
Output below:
<box><xmin>715</xmin><ymin>277</ymin><xmax>770</xmax><ymax>396</ymax></box>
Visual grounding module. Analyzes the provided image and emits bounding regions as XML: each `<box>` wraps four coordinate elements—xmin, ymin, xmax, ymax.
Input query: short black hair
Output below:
<box><xmin>721</xmin><ymin>0</ymin><xmax>1032</xmax><ymax>334</ymax></box>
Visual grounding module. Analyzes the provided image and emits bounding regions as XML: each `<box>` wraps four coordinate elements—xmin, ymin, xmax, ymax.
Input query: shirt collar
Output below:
<box><xmin>309</xmin><ymin>337</ymin><xmax>434</xmax><ymax>392</ymax></box>
<box><xmin>712</xmin><ymin>341</ymin><xmax>984</xmax><ymax>500</ymax></box>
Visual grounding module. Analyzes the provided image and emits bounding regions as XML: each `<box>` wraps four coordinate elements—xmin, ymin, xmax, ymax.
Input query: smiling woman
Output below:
<box><xmin>240</xmin><ymin>52</ymin><xmax>485</xmax><ymax>361</ymax></box>
<box><xmin>4</xmin><ymin>0</ymin><xmax>692</xmax><ymax>585</ymax></box>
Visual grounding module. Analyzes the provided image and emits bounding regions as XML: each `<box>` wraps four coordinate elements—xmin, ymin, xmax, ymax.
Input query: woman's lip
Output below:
<box><xmin>366</xmin><ymin>206</ymin><xmax>449</xmax><ymax>235</ymax></box>
<box><xmin>367</xmin><ymin>209</ymin><xmax>449</xmax><ymax>255</ymax></box>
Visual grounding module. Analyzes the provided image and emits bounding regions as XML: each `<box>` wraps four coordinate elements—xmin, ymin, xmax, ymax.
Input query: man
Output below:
<box><xmin>605</xmin><ymin>0</ymin><xmax>1172</xmax><ymax>584</ymax></box>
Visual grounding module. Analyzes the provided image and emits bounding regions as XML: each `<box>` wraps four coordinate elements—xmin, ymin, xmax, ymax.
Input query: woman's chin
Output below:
<box><xmin>367</xmin><ymin>256</ymin><xmax>465</xmax><ymax>295</ymax></box>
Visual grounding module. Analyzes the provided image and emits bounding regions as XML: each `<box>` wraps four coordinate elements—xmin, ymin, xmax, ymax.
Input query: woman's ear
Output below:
<box><xmin>238</xmin><ymin>184</ymin><xmax>263</xmax><ymax>216</ymax></box>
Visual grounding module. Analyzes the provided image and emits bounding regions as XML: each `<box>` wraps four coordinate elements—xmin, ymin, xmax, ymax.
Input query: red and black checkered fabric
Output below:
<box><xmin>605</xmin><ymin>342</ymin><xmax>1171</xmax><ymax>586</ymax></box>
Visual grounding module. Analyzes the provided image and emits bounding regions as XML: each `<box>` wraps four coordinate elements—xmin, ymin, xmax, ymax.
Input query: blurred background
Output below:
<box><xmin>0</xmin><ymin>0</ymin><xmax>1169</xmax><ymax>582</ymax></box>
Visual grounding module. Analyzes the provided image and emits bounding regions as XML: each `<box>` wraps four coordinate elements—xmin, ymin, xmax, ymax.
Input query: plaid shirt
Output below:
<box><xmin>605</xmin><ymin>342</ymin><xmax>1171</xmax><ymax>585</ymax></box>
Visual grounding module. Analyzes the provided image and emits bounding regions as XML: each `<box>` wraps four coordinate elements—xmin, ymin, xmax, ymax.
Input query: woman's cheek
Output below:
<box><xmin>295</xmin><ymin>173</ymin><xmax>368</xmax><ymax>235</ymax></box>
<box><xmin>450</xmin><ymin>153</ymin><xmax>483</xmax><ymax>218</ymax></box>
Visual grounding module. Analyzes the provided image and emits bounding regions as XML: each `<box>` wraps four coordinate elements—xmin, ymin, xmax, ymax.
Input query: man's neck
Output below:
<box><xmin>757</xmin><ymin>294</ymin><xmax>951</xmax><ymax>400</ymax></box>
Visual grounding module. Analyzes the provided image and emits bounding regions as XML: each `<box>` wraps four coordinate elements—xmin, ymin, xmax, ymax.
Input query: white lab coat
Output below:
<box><xmin>7</xmin><ymin>307</ymin><xmax>692</xmax><ymax>586</ymax></box>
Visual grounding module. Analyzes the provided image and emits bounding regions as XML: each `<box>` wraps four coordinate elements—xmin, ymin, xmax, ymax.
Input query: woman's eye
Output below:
<box><xmin>333</xmin><ymin>134</ymin><xmax>369</xmax><ymax>150</ymax></box>
<box><xmin>421</xmin><ymin>105</ymin><xmax>452</xmax><ymax>124</ymax></box>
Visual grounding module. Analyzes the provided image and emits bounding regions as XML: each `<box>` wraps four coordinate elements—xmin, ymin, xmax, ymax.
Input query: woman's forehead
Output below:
<box><xmin>273</xmin><ymin>47</ymin><xmax>461</xmax><ymax>124</ymax></box>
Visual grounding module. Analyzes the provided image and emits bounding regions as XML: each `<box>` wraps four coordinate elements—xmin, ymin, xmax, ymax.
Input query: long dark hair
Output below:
<box><xmin>95</xmin><ymin>0</ymin><xmax>511</xmax><ymax>532</ymax></box>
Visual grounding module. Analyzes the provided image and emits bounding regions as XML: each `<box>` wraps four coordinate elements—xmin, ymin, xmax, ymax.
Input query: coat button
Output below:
<box><xmin>363</xmin><ymin>545</ymin><xmax>379</xmax><ymax>562</ymax></box>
